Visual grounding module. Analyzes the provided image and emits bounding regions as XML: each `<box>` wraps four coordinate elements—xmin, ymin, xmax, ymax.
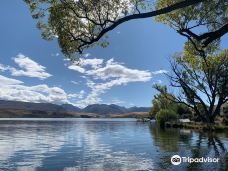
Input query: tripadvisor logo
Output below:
<box><xmin>171</xmin><ymin>155</ymin><xmax>181</xmax><ymax>165</ymax></box>
<box><xmin>171</xmin><ymin>155</ymin><xmax>219</xmax><ymax>165</ymax></box>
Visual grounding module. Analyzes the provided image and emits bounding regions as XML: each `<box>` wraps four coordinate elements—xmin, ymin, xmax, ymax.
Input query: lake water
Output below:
<box><xmin>0</xmin><ymin>118</ymin><xmax>227</xmax><ymax>171</ymax></box>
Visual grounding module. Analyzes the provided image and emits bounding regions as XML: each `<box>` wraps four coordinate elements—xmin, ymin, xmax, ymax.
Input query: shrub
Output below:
<box><xmin>149</xmin><ymin>110</ymin><xmax>156</xmax><ymax>119</ymax></box>
<box><xmin>180</xmin><ymin>113</ymin><xmax>193</xmax><ymax>119</ymax></box>
<box><xmin>156</xmin><ymin>109</ymin><xmax>179</xmax><ymax>125</ymax></box>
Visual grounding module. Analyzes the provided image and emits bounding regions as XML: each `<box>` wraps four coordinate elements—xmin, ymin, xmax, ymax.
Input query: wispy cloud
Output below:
<box><xmin>0</xmin><ymin>64</ymin><xmax>10</xmax><ymax>72</ymax></box>
<box><xmin>71</xmin><ymin>81</ymin><xmax>79</xmax><ymax>85</ymax></box>
<box><xmin>81</xmin><ymin>58</ymin><xmax>103</xmax><ymax>69</ymax></box>
<box><xmin>68</xmin><ymin>90</ymin><xmax>85</xmax><ymax>99</ymax></box>
<box><xmin>0</xmin><ymin>75</ymin><xmax>24</xmax><ymax>85</ymax></box>
<box><xmin>68</xmin><ymin>65</ymin><xmax>85</xmax><ymax>73</ymax></box>
<box><xmin>109</xmin><ymin>98</ymin><xmax>125</xmax><ymax>105</ymax></box>
<box><xmin>86</xmin><ymin>58</ymin><xmax>151</xmax><ymax>81</ymax></box>
<box><xmin>83</xmin><ymin>53</ymin><xmax>91</xmax><ymax>58</ymax></box>
<box><xmin>0</xmin><ymin>53</ymin><xmax>52</xmax><ymax>80</ymax></box>
<box><xmin>51</xmin><ymin>53</ymin><xmax>60</xmax><ymax>57</ymax></box>
<box><xmin>11</xmin><ymin>54</ymin><xmax>52</xmax><ymax>79</ymax></box>
<box><xmin>0</xmin><ymin>54</ymin><xmax>167</xmax><ymax>108</ymax></box>
<box><xmin>152</xmin><ymin>70</ymin><xmax>168</xmax><ymax>75</ymax></box>
<box><xmin>68</xmin><ymin>58</ymin><xmax>157</xmax><ymax>107</ymax></box>
<box><xmin>68</xmin><ymin>58</ymin><xmax>103</xmax><ymax>72</ymax></box>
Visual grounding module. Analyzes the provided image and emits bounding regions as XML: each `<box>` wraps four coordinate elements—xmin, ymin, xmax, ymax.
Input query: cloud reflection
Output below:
<box><xmin>0</xmin><ymin>119</ymin><xmax>154</xmax><ymax>171</ymax></box>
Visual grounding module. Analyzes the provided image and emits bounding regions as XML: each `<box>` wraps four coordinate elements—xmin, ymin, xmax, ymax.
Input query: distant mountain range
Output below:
<box><xmin>0</xmin><ymin>100</ymin><xmax>150</xmax><ymax>118</ymax></box>
<box><xmin>0</xmin><ymin>100</ymin><xmax>66</xmax><ymax>112</ymax></box>
<box><xmin>62</xmin><ymin>103</ymin><xmax>150</xmax><ymax>114</ymax></box>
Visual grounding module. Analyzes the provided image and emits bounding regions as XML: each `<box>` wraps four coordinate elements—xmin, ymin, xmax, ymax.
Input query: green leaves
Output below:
<box><xmin>149</xmin><ymin>84</ymin><xmax>177</xmax><ymax>118</ymax></box>
<box><xmin>24</xmin><ymin>0</ymin><xmax>147</xmax><ymax>55</ymax></box>
<box><xmin>155</xmin><ymin>0</ymin><xmax>227</xmax><ymax>48</ymax></box>
<box><xmin>156</xmin><ymin>0</ymin><xmax>227</xmax><ymax>30</ymax></box>
<box><xmin>169</xmin><ymin>39</ymin><xmax>227</xmax><ymax>123</ymax></box>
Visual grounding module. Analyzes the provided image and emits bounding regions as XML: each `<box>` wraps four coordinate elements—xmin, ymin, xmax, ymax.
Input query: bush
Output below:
<box><xmin>180</xmin><ymin>113</ymin><xmax>193</xmax><ymax>119</ymax></box>
<box><xmin>149</xmin><ymin>110</ymin><xmax>156</xmax><ymax>119</ymax></box>
<box><xmin>156</xmin><ymin>109</ymin><xmax>179</xmax><ymax>125</ymax></box>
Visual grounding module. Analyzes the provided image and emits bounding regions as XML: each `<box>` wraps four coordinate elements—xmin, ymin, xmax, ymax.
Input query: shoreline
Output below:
<box><xmin>165</xmin><ymin>121</ymin><xmax>228</xmax><ymax>132</ymax></box>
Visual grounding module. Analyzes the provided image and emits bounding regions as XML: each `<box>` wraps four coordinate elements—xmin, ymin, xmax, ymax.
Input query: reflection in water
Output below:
<box><xmin>187</xmin><ymin>132</ymin><xmax>227</xmax><ymax>171</ymax></box>
<box><xmin>0</xmin><ymin>118</ymin><xmax>227</xmax><ymax>171</ymax></box>
<box><xmin>149</xmin><ymin>123</ymin><xmax>192</xmax><ymax>152</ymax></box>
<box><xmin>148</xmin><ymin>123</ymin><xmax>228</xmax><ymax>171</ymax></box>
<box><xmin>0</xmin><ymin>119</ymin><xmax>155</xmax><ymax>171</ymax></box>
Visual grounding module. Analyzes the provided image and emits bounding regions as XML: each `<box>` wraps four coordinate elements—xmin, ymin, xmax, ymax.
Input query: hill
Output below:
<box><xmin>61</xmin><ymin>104</ymin><xmax>81</xmax><ymax>112</ymax></box>
<box><xmin>82</xmin><ymin>104</ymin><xmax>128</xmax><ymax>114</ymax></box>
<box><xmin>81</xmin><ymin>104</ymin><xmax>150</xmax><ymax>115</ymax></box>
<box><xmin>0</xmin><ymin>100</ymin><xmax>65</xmax><ymax>112</ymax></box>
<box><xmin>0</xmin><ymin>100</ymin><xmax>150</xmax><ymax>118</ymax></box>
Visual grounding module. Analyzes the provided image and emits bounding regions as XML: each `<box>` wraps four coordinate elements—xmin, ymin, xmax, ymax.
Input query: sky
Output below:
<box><xmin>0</xmin><ymin>1</ymin><xmax>227</xmax><ymax>108</ymax></box>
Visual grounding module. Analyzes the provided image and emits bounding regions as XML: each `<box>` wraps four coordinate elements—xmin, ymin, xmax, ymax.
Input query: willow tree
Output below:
<box><xmin>24</xmin><ymin>0</ymin><xmax>227</xmax><ymax>57</ymax></box>
<box><xmin>154</xmin><ymin>0</ymin><xmax>227</xmax><ymax>123</ymax></box>
<box><xmin>168</xmin><ymin>44</ymin><xmax>228</xmax><ymax>123</ymax></box>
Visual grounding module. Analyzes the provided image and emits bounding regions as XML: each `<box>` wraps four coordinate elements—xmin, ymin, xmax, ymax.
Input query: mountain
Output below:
<box><xmin>0</xmin><ymin>100</ymin><xmax>100</xmax><ymax>118</ymax></box>
<box><xmin>0</xmin><ymin>100</ymin><xmax>150</xmax><ymax>117</ymax></box>
<box><xmin>128</xmin><ymin>106</ymin><xmax>150</xmax><ymax>113</ymax></box>
<box><xmin>61</xmin><ymin>104</ymin><xmax>81</xmax><ymax>112</ymax></box>
<box><xmin>83</xmin><ymin>104</ymin><xmax>128</xmax><ymax>115</ymax></box>
<box><xmin>0</xmin><ymin>100</ymin><xmax>65</xmax><ymax>112</ymax></box>
<box><xmin>82</xmin><ymin>104</ymin><xmax>150</xmax><ymax>115</ymax></box>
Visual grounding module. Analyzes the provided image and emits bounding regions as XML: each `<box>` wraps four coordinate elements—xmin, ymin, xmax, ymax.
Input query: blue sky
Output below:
<box><xmin>0</xmin><ymin>1</ymin><xmax>227</xmax><ymax>108</ymax></box>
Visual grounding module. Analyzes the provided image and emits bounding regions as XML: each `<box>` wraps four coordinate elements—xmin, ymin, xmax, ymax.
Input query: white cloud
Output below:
<box><xmin>68</xmin><ymin>90</ymin><xmax>85</xmax><ymax>99</ymax></box>
<box><xmin>109</xmin><ymin>98</ymin><xmax>125</xmax><ymax>105</ymax></box>
<box><xmin>68</xmin><ymin>58</ymin><xmax>103</xmax><ymax>72</ymax></box>
<box><xmin>0</xmin><ymin>75</ymin><xmax>23</xmax><ymax>85</ymax></box>
<box><xmin>81</xmin><ymin>58</ymin><xmax>103</xmax><ymax>69</ymax></box>
<box><xmin>68</xmin><ymin>65</ymin><xmax>85</xmax><ymax>73</ymax></box>
<box><xmin>157</xmin><ymin>80</ymin><xmax>162</xmax><ymax>84</ymax></box>
<box><xmin>83</xmin><ymin>53</ymin><xmax>91</xmax><ymax>58</ymax></box>
<box><xmin>68</xmin><ymin>58</ymin><xmax>154</xmax><ymax>107</ymax></box>
<box><xmin>71</xmin><ymin>81</ymin><xmax>79</xmax><ymax>85</ymax></box>
<box><xmin>0</xmin><ymin>75</ymin><xmax>85</xmax><ymax>105</ymax></box>
<box><xmin>0</xmin><ymin>64</ymin><xmax>4</xmax><ymax>71</ymax></box>
<box><xmin>152</xmin><ymin>69</ymin><xmax>168</xmax><ymax>75</ymax></box>
<box><xmin>8</xmin><ymin>54</ymin><xmax>52</xmax><ymax>79</ymax></box>
<box><xmin>0</xmin><ymin>84</ymin><xmax>68</xmax><ymax>104</ymax></box>
<box><xmin>0</xmin><ymin>56</ymin><xmax>167</xmax><ymax>108</ymax></box>
<box><xmin>0</xmin><ymin>64</ymin><xmax>10</xmax><ymax>72</ymax></box>
<box><xmin>86</xmin><ymin>58</ymin><xmax>151</xmax><ymax>81</ymax></box>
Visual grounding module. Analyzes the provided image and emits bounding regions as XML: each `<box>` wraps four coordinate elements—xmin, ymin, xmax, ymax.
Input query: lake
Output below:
<box><xmin>0</xmin><ymin>118</ymin><xmax>227</xmax><ymax>171</ymax></box>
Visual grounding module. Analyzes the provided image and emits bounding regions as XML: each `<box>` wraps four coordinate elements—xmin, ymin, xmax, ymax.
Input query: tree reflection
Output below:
<box><xmin>149</xmin><ymin>123</ymin><xmax>192</xmax><ymax>152</ymax></box>
<box><xmin>148</xmin><ymin>123</ymin><xmax>228</xmax><ymax>171</ymax></box>
<box><xmin>148</xmin><ymin>123</ymin><xmax>192</xmax><ymax>170</ymax></box>
<box><xmin>188</xmin><ymin>132</ymin><xmax>227</xmax><ymax>171</ymax></box>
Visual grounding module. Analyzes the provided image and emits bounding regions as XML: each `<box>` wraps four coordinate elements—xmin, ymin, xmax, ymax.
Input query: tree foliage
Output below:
<box><xmin>149</xmin><ymin>84</ymin><xmax>191</xmax><ymax>119</ymax></box>
<box><xmin>154</xmin><ymin>0</ymin><xmax>228</xmax><ymax>124</ymax></box>
<box><xmin>149</xmin><ymin>85</ymin><xmax>175</xmax><ymax>118</ymax></box>
<box><xmin>24</xmin><ymin>0</ymin><xmax>219</xmax><ymax>56</ymax></box>
<box><xmin>156</xmin><ymin>109</ymin><xmax>179</xmax><ymax>125</ymax></box>
<box><xmin>168</xmin><ymin>43</ymin><xmax>228</xmax><ymax>123</ymax></box>
<box><xmin>156</xmin><ymin>0</ymin><xmax>228</xmax><ymax>48</ymax></box>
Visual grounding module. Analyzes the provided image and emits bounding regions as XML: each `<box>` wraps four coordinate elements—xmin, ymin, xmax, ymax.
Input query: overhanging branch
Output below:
<box><xmin>77</xmin><ymin>0</ymin><xmax>206</xmax><ymax>53</ymax></box>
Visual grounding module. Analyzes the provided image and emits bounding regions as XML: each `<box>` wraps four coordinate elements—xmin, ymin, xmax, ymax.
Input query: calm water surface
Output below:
<box><xmin>0</xmin><ymin>118</ymin><xmax>227</xmax><ymax>171</ymax></box>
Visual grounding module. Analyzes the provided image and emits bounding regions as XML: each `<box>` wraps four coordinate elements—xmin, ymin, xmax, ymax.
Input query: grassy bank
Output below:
<box><xmin>165</xmin><ymin>121</ymin><xmax>228</xmax><ymax>132</ymax></box>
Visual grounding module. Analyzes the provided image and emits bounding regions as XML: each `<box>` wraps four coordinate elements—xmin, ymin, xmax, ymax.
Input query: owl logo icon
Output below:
<box><xmin>171</xmin><ymin>155</ymin><xmax>181</xmax><ymax>165</ymax></box>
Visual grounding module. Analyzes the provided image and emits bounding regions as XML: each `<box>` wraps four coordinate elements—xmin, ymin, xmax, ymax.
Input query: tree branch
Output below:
<box><xmin>179</xmin><ymin>23</ymin><xmax>228</xmax><ymax>47</ymax></box>
<box><xmin>77</xmin><ymin>0</ymin><xmax>206</xmax><ymax>52</ymax></box>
